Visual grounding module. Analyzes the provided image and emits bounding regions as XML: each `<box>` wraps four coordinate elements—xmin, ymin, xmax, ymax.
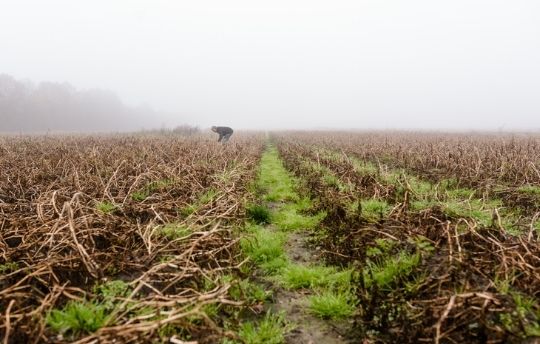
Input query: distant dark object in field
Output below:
<box><xmin>211</xmin><ymin>126</ymin><xmax>234</xmax><ymax>143</ymax></box>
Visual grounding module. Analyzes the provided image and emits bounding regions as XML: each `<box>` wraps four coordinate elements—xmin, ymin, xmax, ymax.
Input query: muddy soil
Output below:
<box><xmin>268</xmin><ymin>227</ymin><xmax>353</xmax><ymax>344</ymax></box>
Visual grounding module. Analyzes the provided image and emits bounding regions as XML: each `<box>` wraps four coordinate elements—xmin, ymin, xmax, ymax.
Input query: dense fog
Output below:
<box><xmin>1</xmin><ymin>1</ymin><xmax>540</xmax><ymax>132</ymax></box>
<box><xmin>0</xmin><ymin>74</ymin><xmax>167</xmax><ymax>133</ymax></box>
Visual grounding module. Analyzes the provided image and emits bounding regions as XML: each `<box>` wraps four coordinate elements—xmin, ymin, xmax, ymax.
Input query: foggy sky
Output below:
<box><xmin>1</xmin><ymin>0</ymin><xmax>540</xmax><ymax>131</ymax></box>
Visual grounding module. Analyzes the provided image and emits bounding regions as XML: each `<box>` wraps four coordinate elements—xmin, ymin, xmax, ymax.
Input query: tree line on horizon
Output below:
<box><xmin>0</xmin><ymin>74</ymin><xmax>181</xmax><ymax>133</ymax></box>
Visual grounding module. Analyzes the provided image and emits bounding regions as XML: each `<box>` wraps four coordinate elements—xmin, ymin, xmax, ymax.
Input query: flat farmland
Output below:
<box><xmin>1</xmin><ymin>131</ymin><xmax>538</xmax><ymax>343</ymax></box>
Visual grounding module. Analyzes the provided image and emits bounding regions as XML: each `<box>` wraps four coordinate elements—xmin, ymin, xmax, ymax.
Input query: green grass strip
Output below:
<box><xmin>277</xmin><ymin>264</ymin><xmax>354</xmax><ymax>290</ymax></box>
<box><xmin>257</xmin><ymin>146</ymin><xmax>299</xmax><ymax>203</ymax></box>
<box><xmin>240</xmin><ymin>224</ymin><xmax>288</xmax><ymax>274</ymax></box>
<box><xmin>257</xmin><ymin>145</ymin><xmax>325</xmax><ymax>231</ymax></box>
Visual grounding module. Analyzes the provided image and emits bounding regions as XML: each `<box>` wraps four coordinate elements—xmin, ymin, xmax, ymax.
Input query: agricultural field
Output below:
<box><xmin>1</xmin><ymin>131</ymin><xmax>539</xmax><ymax>343</ymax></box>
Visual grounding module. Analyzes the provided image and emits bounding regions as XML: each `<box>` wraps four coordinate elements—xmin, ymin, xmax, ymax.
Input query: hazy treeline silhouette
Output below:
<box><xmin>0</xmin><ymin>74</ymin><xmax>166</xmax><ymax>133</ymax></box>
<box><xmin>138</xmin><ymin>124</ymin><xmax>202</xmax><ymax>136</ymax></box>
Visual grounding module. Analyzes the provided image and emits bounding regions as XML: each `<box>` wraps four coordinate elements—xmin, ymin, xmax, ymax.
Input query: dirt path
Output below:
<box><xmin>244</xmin><ymin>144</ymin><xmax>356</xmax><ymax>343</ymax></box>
<box><xmin>271</xmin><ymin>229</ymin><xmax>351</xmax><ymax>344</ymax></box>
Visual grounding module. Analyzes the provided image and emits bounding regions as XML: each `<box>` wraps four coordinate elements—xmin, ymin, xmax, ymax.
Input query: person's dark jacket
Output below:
<box><xmin>215</xmin><ymin>126</ymin><xmax>233</xmax><ymax>141</ymax></box>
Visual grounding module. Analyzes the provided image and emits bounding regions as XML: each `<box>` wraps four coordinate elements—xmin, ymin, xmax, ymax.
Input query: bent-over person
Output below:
<box><xmin>211</xmin><ymin>126</ymin><xmax>234</xmax><ymax>143</ymax></box>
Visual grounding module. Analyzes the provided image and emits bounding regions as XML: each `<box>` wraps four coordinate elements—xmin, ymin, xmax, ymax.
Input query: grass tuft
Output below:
<box><xmin>179</xmin><ymin>189</ymin><xmax>218</xmax><ymax>217</ymax></box>
<box><xmin>225</xmin><ymin>277</ymin><xmax>272</xmax><ymax>303</ymax></box>
<box><xmin>246</xmin><ymin>204</ymin><xmax>272</xmax><ymax>224</ymax></box>
<box><xmin>131</xmin><ymin>190</ymin><xmax>150</xmax><ymax>202</ymax></box>
<box><xmin>46</xmin><ymin>300</ymin><xmax>108</xmax><ymax>336</ymax></box>
<box><xmin>158</xmin><ymin>223</ymin><xmax>192</xmax><ymax>240</ymax></box>
<box><xmin>442</xmin><ymin>199</ymin><xmax>493</xmax><ymax>226</ymax></box>
<box><xmin>233</xmin><ymin>312</ymin><xmax>291</xmax><ymax>344</ymax></box>
<box><xmin>273</xmin><ymin>205</ymin><xmax>325</xmax><ymax>231</ymax></box>
<box><xmin>366</xmin><ymin>238</ymin><xmax>397</xmax><ymax>257</ymax></box>
<box><xmin>363</xmin><ymin>251</ymin><xmax>421</xmax><ymax>290</ymax></box>
<box><xmin>517</xmin><ymin>185</ymin><xmax>540</xmax><ymax>196</ymax></box>
<box><xmin>95</xmin><ymin>280</ymin><xmax>130</xmax><ymax>302</ymax></box>
<box><xmin>357</xmin><ymin>199</ymin><xmax>391</xmax><ymax>222</ymax></box>
<box><xmin>0</xmin><ymin>262</ymin><xmax>19</xmax><ymax>273</ymax></box>
<box><xmin>308</xmin><ymin>290</ymin><xmax>356</xmax><ymax>319</ymax></box>
<box><xmin>240</xmin><ymin>226</ymin><xmax>288</xmax><ymax>274</ymax></box>
<box><xmin>96</xmin><ymin>200</ymin><xmax>117</xmax><ymax>214</ymax></box>
<box><xmin>278</xmin><ymin>264</ymin><xmax>353</xmax><ymax>290</ymax></box>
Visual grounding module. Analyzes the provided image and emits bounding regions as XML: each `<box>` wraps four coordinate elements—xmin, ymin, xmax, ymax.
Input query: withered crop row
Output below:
<box><xmin>0</xmin><ymin>134</ymin><xmax>264</xmax><ymax>343</ymax></box>
<box><xmin>277</xmin><ymin>131</ymin><xmax>540</xmax><ymax>189</ymax></box>
<box><xmin>275</xmin><ymin>136</ymin><xmax>540</xmax><ymax>344</ymax></box>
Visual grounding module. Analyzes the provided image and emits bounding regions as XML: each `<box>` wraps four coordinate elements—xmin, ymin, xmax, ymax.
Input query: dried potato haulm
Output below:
<box><xmin>273</xmin><ymin>132</ymin><xmax>540</xmax><ymax>344</ymax></box>
<box><xmin>0</xmin><ymin>134</ymin><xmax>264</xmax><ymax>343</ymax></box>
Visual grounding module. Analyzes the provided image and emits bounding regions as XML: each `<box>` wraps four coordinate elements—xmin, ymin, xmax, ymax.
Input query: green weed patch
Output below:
<box><xmin>272</xmin><ymin>204</ymin><xmax>325</xmax><ymax>231</ymax></box>
<box><xmin>47</xmin><ymin>301</ymin><xmax>108</xmax><ymax>336</ymax></box>
<box><xmin>131</xmin><ymin>179</ymin><xmax>174</xmax><ymax>202</ymax></box>
<box><xmin>47</xmin><ymin>280</ymin><xmax>132</xmax><ymax>336</ymax></box>
<box><xmin>179</xmin><ymin>188</ymin><xmax>218</xmax><ymax>217</ymax></box>
<box><xmin>308</xmin><ymin>290</ymin><xmax>356</xmax><ymax>320</ymax></box>
<box><xmin>355</xmin><ymin>199</ymin><xmax>392</xmax><ymax>223</ymax></box>
<box><xmin>240</xmin><ymin>225</ymin><xmax>288</xmax><ymax>274</ymax></box>
<box><xmin>363</xmin><ymin>251</ymin><xmax>421</xmax><ymax>290</ymax></box>
<box><xmin>96</xmin><ymin>200</ymin><xmax>117</xmax><ymax>214</ymax></box>
<box><xmin>158</xmin><ymin>223</ymin><xmax>192</xmax><ymax>240</ymax></box>
<box><xmin>278</xmin><ymin>264</ymin><xmax>353</xmax><ymax>290</ymax></box>
<box><xmin>228</xmin><ymin>312</ymin><xmax>291</xmax><ymax>344</ymax></box>
<box><xmin>0</xmin><ymin>262</ymin><xmax>19</xmax><ymax>274</ymax></box>
<box><xmin>246</xmin><ymin>204</ymin><xmax>272</xmax><ymax>225</ymax></box>
<box><xmin>517</xmin><ymin>185</ymin><xmax>540</xmax><ymax>196</ymax></box>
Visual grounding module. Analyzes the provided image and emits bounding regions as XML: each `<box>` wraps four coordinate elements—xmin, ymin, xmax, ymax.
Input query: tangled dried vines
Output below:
<box><xmin>0</xmin><ymin>134</ymin><xmax>264</xmax><ymax>343</ymax></box>
<box><xmin>274</xmin><ymin>132</ymin><xmax>539</xmax><ymax>343</ymax></box>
